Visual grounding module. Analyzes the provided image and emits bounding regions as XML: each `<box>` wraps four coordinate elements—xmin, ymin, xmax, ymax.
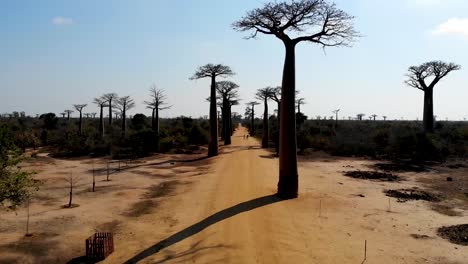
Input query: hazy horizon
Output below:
<box><xmin>1</xmin><ymin>0</ymin><xmax>467</xmax><ymax>120</ymax></box>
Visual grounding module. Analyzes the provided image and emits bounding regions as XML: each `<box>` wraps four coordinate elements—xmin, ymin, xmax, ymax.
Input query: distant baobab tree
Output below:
<box><xmin>247</xmin><ymin>101</ymin><xmax>260</xmax><ymax>136</ymax></box>
<box><xmin>115</xmin><ymin>96</ymin><xmax>135</xmax><ymax>136</ymax></box>
<box><xmin>245</xmin><ymin>106</ymin><xmax>252</xmax><ymax>120</ymax></box>
<box><xmin>64</xmin><ymin>110</ymin><xmax>74</xmax><ymax>120</ymax></box>
<box><xmin>316</xmin><ymin>116</ymin><xmax>321</xmax><ymax>120</ymax></box>
<box><xmin>216</xmin><ymin>81</ymin><xmax>240</xmax><ymax>145</ymax></box>
<box><xmin>84</xmin><ymin>113</ymin><xmax>91</xmax><ymax>119</ymax></box>
<box><xmin>73</xmin><ymin>104</ymin><xmax>87</xmax><ymax>135</ymax></box>
<box><xmin>93</xmin><ymin>97</ymin><xmax>108</xmax><ymax>137</ymax></box>
<box><xmin>405</xmin><ymin>61</ymin><xmax>461</xmax><ymax>132</ymax></box>
<box><xmin>102</xmin><ymin>93</ymin><xmax>118</xmax><ymax>126</ymax></box>
<box><xmin>144</xmin><ymin>85</ymin><xmax>171</xmax><ymax>150</ymax></box>
<box><xmin>296</xmin><ymin>98</ymin><xmax>306</xmax><ymax>114</ymax></box>
<box><xmin>234</xmin><ymin>0</ymin><xmax>358</xmax><ymax>199</ymax></box>
<box><xmin>348</xmin><ymin>116</ymin><xmax>352</xmax><ymax>120</ymax></box>
<box><xmin>60</xmin><ymin>112</ymin><xmax>66</xmax><ymax>118</ymax></box>
<box><xmin>191</xmin><ymin>64</ymin><xmax>234</xmax><ymax>157</ymax></box>
<box><xmin>91</xmin><ymin>113</ymin><xmax>97</xmax><ymax>118</ymax></box>
<box><xmin>256</xmin><ymin>87</ymin><xmax>274</xmax><ymax>148</ymax></box>
<box><xmin>270</xmin><ymin>86</ymin><xmax>282</xmax><ymax>155</ymax></box>
<box><xmin>371</xmin><ymin>114</ymin><xmax>378</xmax><ymax>121</ymax></box>
<box><xmin>357</xmin><ymin>113</ymin><xmax>365</xmax><ymax>121</ymax></box>
<box><xmin>332</xmin><ymin>109</ymin><xmax>340</xmax><ymax>127</ymax></box>
<box><xmin>383</xmin><ymin>116</ymin><xmax>387</xmax><ymax>121</ymax></box>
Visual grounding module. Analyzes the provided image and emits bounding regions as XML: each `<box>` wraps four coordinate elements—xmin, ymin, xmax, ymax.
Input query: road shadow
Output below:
<box><xmin>123</xmin><ymin>194</ymin><xmax>282</xmax><ymax>263</ymax></box>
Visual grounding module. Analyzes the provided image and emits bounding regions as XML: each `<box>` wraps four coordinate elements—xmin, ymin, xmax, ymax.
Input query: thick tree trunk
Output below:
<box><xmin>121</xmin><ymin>103</ymin><xmax>126</xmax><ymax>136</ymax></box>
<box><xmin>423</xmin><ymin>88</ymin><xmax>434</xmax><ymax>133</ymax></box>
<box><xmin>208</xmin><ymin>75</ymin><xmax>219</xmax><ymax>157</ymax></box>
<box><xmin>67</xmin><ymin>113</ymin><xmax>70</xmax><ymax>120</ymax></box>
<box><xmin>78</xmin><ymin>112</ymin><xmax>83</xmax><ymax>135</ymax></box>
<box><xmin>275</xmin><ymin>101</ymin><xmax>281</xmax><ymax>155</ymax></box>
<box><xmin>99</xmin><ymin>105</ymin><xmax>104</xmax><ymax>137</ymax></box>
<box><xmin>262</xmin><ymin>97</ymin><xmax>269</xmax><ymax>148</ymax></box>
<box><xmin>155</xmin><ymin>107</ymin><xmax>160</xmax><ymax>152</ymax></box>
<box><xmin>277</xmin><ymin>43</ymin><xmax>298</xmax><ymax>199</ymax></box>
<box><xmin>250</xmin><ymin>106</ymin><xmax>255</xmax><ymax>136</ymax></box>
<box><xmin>108</xmin><ymin>99</ymin><xmax>113</xmax><ymax>125</ymax></box>
<box><xmin>221</xmin><ymin>105</ymin><xmax>226</xmax><ymax>141</ymax></box>
<box><xmin>224</xmin><ymin>102</ymin><xmax>232</xmax><ymax>145</ymax></box>
<box><xmin>151</xmin><ymin>108</ymin><xmax>155</xmax><ymax>131</ymax></box>
<box><xmin>229</xmin><ymin>106</ymin><xmax>233</xmax><ymax>136</ymax></box>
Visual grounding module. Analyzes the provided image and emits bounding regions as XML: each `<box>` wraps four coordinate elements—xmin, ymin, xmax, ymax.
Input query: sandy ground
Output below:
<box><xmin>0</xmin><ymin>127</ymin><xmax>467</xmax><ymax>264</ymax></box>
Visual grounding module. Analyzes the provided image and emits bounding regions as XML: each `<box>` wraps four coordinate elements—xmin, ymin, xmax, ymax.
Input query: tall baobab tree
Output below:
<box><xmin>64</xmin><ymin>110</ymin><xmax>74</xmax><ymax>120</ymax></box>
<box><xmin>60</xmin><ymin>112</ymin><xmax>66</xmax><ymax>118</ymax></box>
<box><xmin>73</xmin><ymin>104</ymin><xmax>87</xmax><ymax>135</ymax></box>
<box><xmin>93</xmin><ymin>97</ymin><xmax>108</xmax><ymax>137</ymax></box>
<box><xmin>371</xmin><ymin>114</ymin><xmax>378</xmax><ymax>121</ymax></box>
<box><xmin>115</xmin><ymin>96</ymin><xmax>135</xmax><ymax>136</ymax></box>
<box><xmin>102</xmin><ymin>93</ymin><xmax>118</xmax><ymax>126</ymax></box>
<box><xmin>405</xmin><ymin>61</ymin><xmax>460</xmax><ymax>132</ymax></box>
<box><xmin>144</xmin><ymin>85</ymin><xmax>171</xmax><ymax>150</ymax></box>
<box><xmin>357</xmin><ymin>113</ymin><xmax>365</xmax><ymax>121</ymax></box>
<box><xmin>256</xmin><ymin>87</ymin><xmax>274</xmax><ymax>148</ymax></box>
<box><xmin>190</xmin><ymin>64</ymin><xmax>234</xmax><ymax>157</ymax></box>
<box><xmin>383</xmin><ymin>116</ymin><xmax>387</xmax><ymax>121</ymax></box>
<box><xmin>234</xmin><ymin>0</ymin><xmax>359</xmax><ymax>198</ymax></box>
<box><xmin>247</xmin><ymin>101</ymin><xmax>260</xmax><ymax>136</ymax></box>
<box><xmin>216</xmin><ymin>81</ymin><xmax>240</xmax><ymax>145</ymax></box>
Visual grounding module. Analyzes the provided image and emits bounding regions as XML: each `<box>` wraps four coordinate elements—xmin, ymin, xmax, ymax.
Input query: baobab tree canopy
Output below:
<box><xmin>191</xmin><ymin>64</ymin><xmax>234</xmax><ymax>79</ymax></box>
<box><xmin>233</xmin><ymin>0</ymin><xmax>358</xmax><ymax>47</ymax></box>
<box><xmin>405</xmin><ymin>61</ymin><xmax>461</xmax><ymax>91</ymax></box>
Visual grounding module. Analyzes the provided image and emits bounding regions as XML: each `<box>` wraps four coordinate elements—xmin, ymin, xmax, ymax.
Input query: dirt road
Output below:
<box><xmin>114</xmin><ymin>127</ymin><xmax>467</xmax><ymax>264</ymax></box>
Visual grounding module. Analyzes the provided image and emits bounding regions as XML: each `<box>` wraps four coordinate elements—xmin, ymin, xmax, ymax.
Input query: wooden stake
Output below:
<box><xmin>388</xmin><ymin>198</ymin><xmax>391</xmax><ymax>212</ymax></box>
<box><xmin>319</xmin><ymin>199</ymin><xmax>322</xmax><ymax>217</ymax></box>
<box><xmin>364</xmin><ymin>240</ymin><xmax>367</xmax><ymax>260</ymax></box>
<box><xmin>106</xmin><ymin>162</ymin><xmax>110</xmax><ymax>181</ymax></box>
<box><xmin>25</xmin><ymin>198</ymin><xmax>32</xmax><ymax>237</ymax></box>
<box><xmin>92</xmin><ymin>162</ymin><xmax>95</xmax><ymax>192</ymax></box>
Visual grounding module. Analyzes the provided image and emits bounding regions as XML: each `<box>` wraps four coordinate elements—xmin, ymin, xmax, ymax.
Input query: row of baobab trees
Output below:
<box><xmin>196</xmin><ymin>0</ymin><xmax>461</xmax><ymax>199</ymax></box>
<box><xmin>60</xmin><ymin>85</ymin><xmax>171</xmax><ymax>141</ymax></box>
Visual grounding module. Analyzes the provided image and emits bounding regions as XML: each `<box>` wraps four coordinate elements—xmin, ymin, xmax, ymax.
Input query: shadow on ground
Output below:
<box><xmin>123</xmin><ymin>194</ymin><xmax>282</xmax><ymax>263</ymax></box>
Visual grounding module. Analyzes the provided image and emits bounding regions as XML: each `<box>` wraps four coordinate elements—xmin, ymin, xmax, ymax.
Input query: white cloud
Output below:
<box><xmin>407</xmin><ymin>0</ymin><xmax>462</xmax><ymax>7</ymax></box>
<box><xmin>432</xmin><ymin>18</ymin><xmax>468</xmax><ymax>38</ymax></box>
<box><xmin>52</xmin><ymin>16</ymin><xmax>74</xmax><ymax>26</ymax></box>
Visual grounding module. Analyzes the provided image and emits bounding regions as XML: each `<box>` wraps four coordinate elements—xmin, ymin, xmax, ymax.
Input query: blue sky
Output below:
<box><xmin>1</xmin><ymin>0</ymin><xmax>467</xmax><ymax>120</ymax></box>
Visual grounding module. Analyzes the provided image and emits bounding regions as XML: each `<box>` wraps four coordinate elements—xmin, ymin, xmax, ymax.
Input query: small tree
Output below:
<box><xmin>190</xmin><ymin>64</ymin><xmax>234</xmax><ymax>157</ymax></box>
<box><xmin>115</xmin><ymin>96</ymin><xmax>135</xmax><ymax>136</ymax></box>
<box><xmin>234</xmin><ymin>0</ymin><xmax>358</xmax><ymax>198</ymax></box>
<box><xmin>65</xmin><ymin>172</ymin><xmax>80</xmax><ymax>208</ymax></box>
<box><xmin>144</xmin><ymin>85</ymin><xmax>171</xmax><ymax>151</ymax></box>
<box><xmin>64</xmin><ymin>109</ymin><xmax>74</xmax><ymax>120</ymax></box>
<box><xmin>256</xmin><ymin>87</ymin><xmax>274</xmax><ymax>148</ymax></box>
<box><xmin>405</xmin><ymin>61</ymin><xmax>460</xmax><ymax>132</ymax></box>
<box><xmin>73</xmin><ymin>104</ymin><xmax>87</xmax><ymax>135</ymax></box>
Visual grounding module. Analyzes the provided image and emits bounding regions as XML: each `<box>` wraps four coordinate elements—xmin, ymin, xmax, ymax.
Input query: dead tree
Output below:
<box><xmin>190</xmin><ymin>64</ymin><xmax>234</xmax><ymax>157</ymax></box>
<box><xmin>405</xmin><ymin>61</ymin><xmax>460</xmax><ymax>132</ymax></box>
<box><xmin>144</xmin><ymin>84</ymin><xmax>171</xmax><ymax>151</ymax></box>
<box><xmin>115</xmin><ymin>96</ymin><xmax>135</xmax><ymax>136</ymax></box>
<box><xmin>64</xmin><ymin>109</ymin><xmax>74</xmax><ymax>120</ymax></box>
<box><xmin>234</xmin><ymin>0</ymin><xmax>358</xmax><ymax>198</ymax></box>
<box><xmin>216</xmin><ymin>81</ymin><xmax>240</xmax><ymax>145</ymax></box>
<box><xmin>256</xmin><ymin>87</ymin><xmax>274</xmax><ymax>148</ymax></box>
<box><xmin>247</xmin><ymin>101</ymin><xmax>260</xmax><ymax>136</ymax></box>
<box><xmin>73</xmin><ymin>104</ymin><xmax>87</xmax><ymax>135</ymax></box>
<box><xmin>102</xmin><ymin>93</ymin><xmax>118</xmax><ymax>126</ymax></box>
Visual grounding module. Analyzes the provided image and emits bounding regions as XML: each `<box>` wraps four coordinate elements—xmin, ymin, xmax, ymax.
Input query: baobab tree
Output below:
<box><xmin>102</xmin><ymin>93</ymin><xmax>118</xmax><ymax>126</ymax></box>
<box><xmin>383</xmin><ymin>116</ymin><xmax>387</xmax><ymax>121</ymax></box>
<box><xmin>191</xmin><ymin>64</ymin><xmax>234</xmax><ymax>157</ymax></box>
<box><xmin>405</xmin><ymin>61</ymin><xmax>460</xmax><ymax>132</ymax></box>
<box><xmin>144</xmin><ymin>85</ymin><xmax>171</xmax><ymax>150</ymax></box>
<box><xmin>270</xmin><ymin>86</ymin><xmax>282</xmax><ymax>155</ymax></box>
<box><xmin>115</xmin><ymin>96</ymin><xmax>135</xmax><ymax>136</ymax></box>
<box><xmin>234</xmin><ymin>0</ymin><xmax>358</xmax><ymax>198</ymax></box>
<box><xmin>93</xmin><ymin>97</ymin><xmax>108</xmax><ymax>137</ymax></box>
<box><xmin>73</xmin><ymin>104</ymin><xmax>87</xmax><ymax>135</ymax></box>
<box><xmin>357</xmin><ymin>113</ymin><xmax>365</xmax><ymax>121</ymax></box>
<box><xmin>64</xmin><ymin>109</ymin><xmax>74</xmax><ymax>120</ymax></box>
<box><xmin>371</xmin><ymin>114</ymin><xmax>378</xmax><ymax>121</ymax></box>
<box><xmin>216</xmin><ymin>81</ymin><xmax>240</xmax><ymax>145</ymax></box>
<box><xmin>247</xmin><ymin>101</ymin><xmax>260</xmax><ymax>136</ymax></box>
<box><xmin>60</xmin><ymin>112</ymin><xmax>66</xmax><ymax>118</ymax></box>
<box><xmin>296</xmin><ymin>98</ymin><xmax>306</xmax><ymax>114</ymax></box>
<box><xmin>256</xmin><ymin>87</ymin><xmax>274</xmax><ymax>148</ymax></box>
<box><xmin>332</xmin><ymin>109</ymin><xmax>340</xmax><ymax>127</ymax></box>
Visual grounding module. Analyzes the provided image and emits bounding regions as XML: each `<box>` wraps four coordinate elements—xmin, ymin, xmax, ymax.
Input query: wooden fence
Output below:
<box><xmin>85</xmin><ymin>232</ymin><xmax>114</xmax><ymax>260</ymax></box>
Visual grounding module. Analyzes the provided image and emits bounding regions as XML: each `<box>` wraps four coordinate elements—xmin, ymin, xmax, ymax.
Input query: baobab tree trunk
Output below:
<box><xmin>67</xmin><ymin>113</ymin><xmax>70</xmax><ymax>120</ymax></box>
<box><xmin>108</xmin><ymin>99</ymin><xmax>113</xmax><ymax>126</ymax></box>
<box><xmin>209</xmin><ymin>75</ymin><xmax>219</xmax><ymax>157</ymax></box>
<box><xmin>155</xmin><ymin>107</ymin><xmax>160</xmax><ymax>152</ymax></box>
<box><xmin>275</xmin><ymin>101</ymin><xmax>281</xmax><ymax>156</ymax></box>
<box><xmin>221</xmin><ymin>106</ymin><xmax>226</xmax><ymax>141</ymax></box>
<box><xmin>78</xmin><ymin>111</ymin><xmax>83</xmax><ymax>135</ymax></box>
<box><xmin>151</xmin><ymin>108</ymin><xmax>155</xmax><ymax>131</ymax></box>
<box><xmin>278</xmin><ymin>43</ymin><xmax>298</xmax><ymax>199</ymax></box>
<box><xmin>224</xmin><ymin>100</ymin><xmax>232</xmax><ymax>145</ymax></box>
<box><xmin>121</xmin><ymin>103</ymin><xmax>126</xmax><ymax>135</ymax></box>
<box><xmin>99</xmin><ymin>105</ymin><xmax>104</xmax><ymax>137</ymax></box>
<box><xmin>423</xmin><ymin>88</ymin><xmax>434</xmax><ymax>133</ymax></box>
<box><xmin>250</xmin><ymin>106</ymin><xmax>255</xmax><ymax>136</ymax></box>
<box><xmin>229</xmin><ymin>106</ymin><xmax>233</xmax><ymax>136</ymax></box>
<box><xmin>262</xmin><ymin>96</ymin><xmax>269</xmax><ymax>148</ymax></box>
